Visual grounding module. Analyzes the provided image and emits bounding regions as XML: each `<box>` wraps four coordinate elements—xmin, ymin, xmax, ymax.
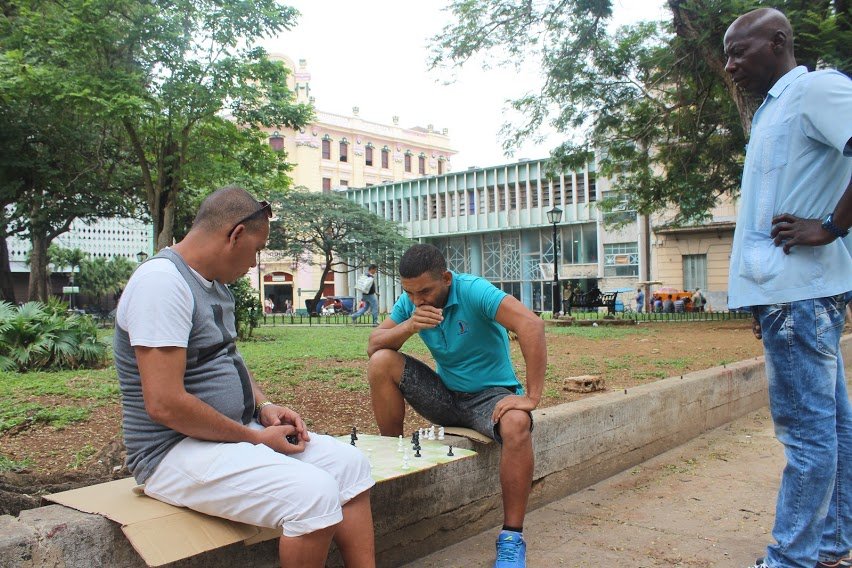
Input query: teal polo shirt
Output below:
<box><xmin>390</xmin><ymin>272</ymin><xmax>522</xmax><ymax>393</ymax></box>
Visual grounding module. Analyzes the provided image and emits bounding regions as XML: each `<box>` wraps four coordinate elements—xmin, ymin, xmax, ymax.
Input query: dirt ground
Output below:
<box><xmin>0</xmin><ymin>319</ymin><xmax>768</xmax><ymax>515</ymax></box>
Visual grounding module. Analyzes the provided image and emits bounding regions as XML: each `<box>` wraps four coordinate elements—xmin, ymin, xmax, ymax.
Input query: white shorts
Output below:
<box><xmin>143</xmin><ymin>425</ymin><xmax>374</xmax><ymax>537</ymax></box>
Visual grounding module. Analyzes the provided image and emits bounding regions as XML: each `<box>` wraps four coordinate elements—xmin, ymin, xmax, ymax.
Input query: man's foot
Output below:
<box><xmin>817</xmin><ymin>555</ymin><xmax>852</xmax><ymax>568</ymax></box>
<box><xmin>748</xmin><ymin>559</ymin><xmax>769</xmax><ymax>568</ymax></box>
<box><xmin>494</xmin><ymin>530</ymin><xmax>525</xmax><ymax>568</ymax></box>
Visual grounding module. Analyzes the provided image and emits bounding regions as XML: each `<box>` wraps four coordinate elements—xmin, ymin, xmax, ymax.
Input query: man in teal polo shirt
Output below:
<box><xmin>367</xmin><ymin>244</ymin><xmax>545</xmax><ymax>568</ymax></box>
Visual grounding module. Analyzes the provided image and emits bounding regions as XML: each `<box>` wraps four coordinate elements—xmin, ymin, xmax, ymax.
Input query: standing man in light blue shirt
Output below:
<box><xmin>366</xmin><ymin>244</ymin><xmax>545</xmax><ymax>568</ymax></box>
<box><xmin>724</xmin><ymin>8</ymin><xmax>852</xmax><ymax>568</ymax></box>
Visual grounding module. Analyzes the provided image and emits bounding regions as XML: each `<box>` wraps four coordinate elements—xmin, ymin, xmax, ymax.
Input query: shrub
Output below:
<box><xmin>227</xmin><ymin>278</ymin><xmax>261</xmax><ymax>340</ymax></box>
<box><xmin>0</xmin><ymin>300</ymin><xmax>108</xmax><ymax>372</ymax></box>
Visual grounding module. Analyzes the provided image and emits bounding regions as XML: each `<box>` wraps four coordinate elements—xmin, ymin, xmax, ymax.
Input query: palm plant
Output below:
<box><xmin>0</xmin><ymin>300</ymin><xmax>107</xmax><ymax>371</ymax></box>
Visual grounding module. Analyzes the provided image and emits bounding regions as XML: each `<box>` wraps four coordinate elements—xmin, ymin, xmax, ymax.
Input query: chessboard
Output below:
<box><xmin>336</xmin><ymin>433</ymin><xmax>477</xmax><ymax>483</ymax></box>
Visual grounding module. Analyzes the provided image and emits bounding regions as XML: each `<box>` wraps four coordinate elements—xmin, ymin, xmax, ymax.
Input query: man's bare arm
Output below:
<box><xmin>491</xmin><ymin>296</ymin><xmax>546</xmax><ymax>422</ymax></box>
<box><xmin>366</xmin><ymin>305</ymin><xmax>443</xmax><ymax>356</ymax></box>
<box><xmin>136</xmin><ymin>346</ymin><xmax>298</xmax><ymax>453</ymax></box>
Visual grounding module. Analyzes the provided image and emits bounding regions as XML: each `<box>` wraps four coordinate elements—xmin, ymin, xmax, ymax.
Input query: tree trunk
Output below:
<box><xmin>27</xmin><ymin>234</ymin><xmax>50</xmax><ymax>301</ymax></box>
<box><xmin>0</xmin><ymin>236</ymin><xmax>15</xmax><ymax>303</ymax></box>
<box><xmin>668</xmin><ymin>0</ymin><xmax>761</xmax><ymax>137</ymax></box>
<box><xmin>156</xmin><ymin>186</ymin><xmax>176</xmax><ymax>251</ymax></box>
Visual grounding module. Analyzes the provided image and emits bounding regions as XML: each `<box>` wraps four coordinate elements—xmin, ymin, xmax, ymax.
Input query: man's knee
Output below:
<box><xmin>280</xmin><ymin>470</ymin><xmax>342</xmax><ymax>532</ymax></box>
<box><xmin>498</xmin><ymin>410</ymin><xmax>532</xmax><ymax>443</ymax></box>
<box><xmin>367</xmin><ymin>349</ymin><xmax>405</xmax><ymax>387</ymax></box>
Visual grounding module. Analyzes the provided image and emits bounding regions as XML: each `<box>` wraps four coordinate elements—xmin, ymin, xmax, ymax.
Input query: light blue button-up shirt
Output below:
<box><xmin>728</xmin><ymin>66</ymin><xmax>852</xmax><ymax>309</ymax></box>
<box><xmin>390</xmin><ymin>272</ymin><xmax>521</xmax><ymax>393</ymax></box>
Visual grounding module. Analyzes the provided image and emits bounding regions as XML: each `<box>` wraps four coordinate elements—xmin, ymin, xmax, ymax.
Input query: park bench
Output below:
<box><xmin>565</xmin><ymin>288</ymin><xmax>619</xmax><ymax>315</ymax></box>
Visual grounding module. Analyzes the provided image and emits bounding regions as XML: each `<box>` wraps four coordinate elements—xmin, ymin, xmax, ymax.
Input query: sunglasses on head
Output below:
<box><xmin>228</xmin><ymin>200</ymin><xmax>272</xmax><ymax>238</ymax></box>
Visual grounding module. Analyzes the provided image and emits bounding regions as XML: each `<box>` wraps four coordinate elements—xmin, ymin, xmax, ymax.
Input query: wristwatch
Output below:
<box><xmin>255</xmin><ymin>400</ymin><xmax>275</xmax><ymax>422</ymax></box>
<box><xmin>821</xmin><ymin>213</ymin><xmax>849</xmax><ymax>239</ymax></box>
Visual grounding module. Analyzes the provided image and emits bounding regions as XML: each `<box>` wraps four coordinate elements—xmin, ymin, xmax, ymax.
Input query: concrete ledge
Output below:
<box><xmin>3</xmin><ymin>336</ymin><xmax>849</xmax><ymax>567</ymax></box>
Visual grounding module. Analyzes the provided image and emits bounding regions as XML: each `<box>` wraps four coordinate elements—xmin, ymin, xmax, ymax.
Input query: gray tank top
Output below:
<box><xmin>114</xmin><ymin>248</ymin><xmax>255</xmax><ymax>483</ymax></box>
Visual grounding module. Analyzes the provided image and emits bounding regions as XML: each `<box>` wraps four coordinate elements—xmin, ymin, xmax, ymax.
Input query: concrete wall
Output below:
<box><xmin>3</xmin><ymin>336</ymin><xmax>850</xmax><ymax>568</ymax></box>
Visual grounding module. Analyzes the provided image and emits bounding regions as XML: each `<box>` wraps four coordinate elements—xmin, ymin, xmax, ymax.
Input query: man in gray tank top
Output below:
<box><xmin>115</xmin><ymin>186</ymin><xmax>375</xmax><ymax>568</ymax></box>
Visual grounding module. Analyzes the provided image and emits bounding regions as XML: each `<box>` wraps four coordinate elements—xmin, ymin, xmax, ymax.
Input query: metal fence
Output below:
<box><xmin>259</xmin><ymin>313</ymin><xmax>388</xmax><ymax>326</ymax></box>
<box><xmin>258</xmin><ymin>309</ymin><xmax>751</xmax><ymax>327</ymax></box>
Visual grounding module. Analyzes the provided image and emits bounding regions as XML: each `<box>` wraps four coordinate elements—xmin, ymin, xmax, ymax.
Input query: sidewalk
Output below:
<box><xmin>404</xmin><ymin>372</ymin><xmax>850</xmax><ymax>568</ymax></box>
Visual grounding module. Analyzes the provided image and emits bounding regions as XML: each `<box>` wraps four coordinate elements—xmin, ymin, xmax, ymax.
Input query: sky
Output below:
<box><xmin>262</xmin><ymin>0</ymin><xmax>669</xmax><ymax>171</ymax></box>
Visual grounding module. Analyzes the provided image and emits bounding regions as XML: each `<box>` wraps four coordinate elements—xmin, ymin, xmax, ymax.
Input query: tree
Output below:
<box><xmin>429</xmin><ymin>0</ymin><xmax>850</xmax><ymax>225</ymax></box>
<box><xmin>76</xmin><ymin>255</ymin><xmax>136</xmax><ymax>310</ymax></box>
<box><xmin>1</xmin><ymin>2</ymin><xmax>142</xmax><ymax>301</ymax></box>
<box><xmin>267</xmin><ymin>190</ymin><xmax>414</xmax><ymax>309</ymax></box>
<box><xmin>36</xmin><ymin>0</ymin><xmax>314</xmax><ymax>250</ymax></box>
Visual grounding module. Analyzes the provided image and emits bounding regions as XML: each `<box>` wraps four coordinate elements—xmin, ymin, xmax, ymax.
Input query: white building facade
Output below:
<box><xmin>343</xmin><ymin>158</ymin><xmax>645</xmax><ymax>312</ymax></box>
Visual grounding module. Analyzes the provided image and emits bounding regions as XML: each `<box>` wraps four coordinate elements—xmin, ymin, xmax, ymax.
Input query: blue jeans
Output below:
<box><xmin>351</xmin><ymin>294</ymin><xmax>378</xmax><ymax>324</ymax></box>
<box><xmin>755</xmin><ymin>292</ymin><xmax>852</xmax><ymax>568</ymax></box>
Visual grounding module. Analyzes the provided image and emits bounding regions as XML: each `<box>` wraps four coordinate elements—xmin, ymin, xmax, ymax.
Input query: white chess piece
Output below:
<box><xmin>428</xmin><ymin>427</ymin><xmax>435</xmax><ymax>441</ymax></box>
<box><xmin>438</xmin><ymin>426</ymin><xmax>445</xmax><ymax>440</ymax></box>
<box><xmin>397</xmin><ymin>435</ymin><xmax>403</xmax><ymax>452</ymax></box>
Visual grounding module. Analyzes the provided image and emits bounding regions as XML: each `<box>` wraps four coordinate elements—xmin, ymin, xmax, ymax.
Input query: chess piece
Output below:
<box><xmin>397</xmin><ymin>435</ymin><xmax>404</xmax><ymax>452</ymax></box>
<box><xmin>351</xmin><ymin>426</ymin><xmax>358</xmax><ymax>441</ymax></box>
<box><xmin>414</xmin><ymin>447</ymin><xmax>422</xmax><ymax>458</ymax></box>
<box><xmin>438</xmin><ymin>426</ymin><xmax>445</xmax><ymax>440</ymax></box>
<box><xmin>447</xmin><ymin>446</ymin><xmax>454</xmax><ymax>457</ymax></box>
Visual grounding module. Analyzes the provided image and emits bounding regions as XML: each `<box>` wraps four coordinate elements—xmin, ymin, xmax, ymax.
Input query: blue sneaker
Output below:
<box><xmin>494</xmin><ymin>530</ymin><xmax>526</xmax><ymax>567</ymax></box>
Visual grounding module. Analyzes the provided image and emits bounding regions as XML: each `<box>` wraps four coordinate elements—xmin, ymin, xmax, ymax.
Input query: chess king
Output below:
<box><xmin>367</xmin><ymin>244</ymin><xmax>546</xmax><ymax>568</ymax></box>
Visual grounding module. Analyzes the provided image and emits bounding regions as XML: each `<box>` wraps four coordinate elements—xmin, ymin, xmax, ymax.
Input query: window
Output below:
<box><xmin>381</xmin><ymin>147</ymin><xmax>389</xmax><ymax>169</ymax></box>
<box><xmin>365</xmin><ymin>146</ymin><xmax>373</xmax><ymax>166</ymax></box>
<box><xmin>322</xmin><ymin>177</ymin><xmax>331</xmax><ymax>193</ymax></box>
<box><xmin>588</xmin><ymin>174</ymin><xmax>597</xmax><ymax>202</ymax></box>
<box><xmin>438</xmin><ymin>159</ymin><xmax>444</xmax><ymax>175</ymax></box>
<box><xmin>552</xmin><ymin>180</ymin><xmax>563</xmax><ymax>206</ymax></box>
<box><xmin>683</xmin><ymin>254</ymin><xmax>707</xmax><ymax>291</ymax></box>
<box><xmin>418</xmin><ymin>155</ymin><xmax>426</xmax><ymax>175</ymax></box>
<box><xmin>404</xmin><ymin>153</ymin><xmax>412</xmax><ymax>172</ymax></box>
<box><xmin>339</xmin><ymin>141</ymin><xmax>348</xmax><ymax>162</ymax></box>
<box><xmin>340</xmin><ymin>180</ymin><xmax>349</xmax><ymax>187</ymax></box>
<box><xmin>577</xmin><ymin>176</ymin><xmax>586</xmax><ymax>203</ymax></box>
<box><xmin>604</xmin><ymin>242</ymin><xmax>639</xmax><ymax>276</ymax></box>
<box><xmin>562</xmin><ymin>223</ymin><xmax>598</xmax><ymax>264</ymax></box>
<box><xmin>321</xmin><ymin>138</ymin><xmax>331</xmax><ymax>159</ymax></box>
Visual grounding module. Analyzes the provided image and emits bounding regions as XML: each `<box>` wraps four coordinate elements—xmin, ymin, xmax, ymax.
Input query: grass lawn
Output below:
<box><xmin>0</xmin><ymin>319</ymin><xmax>767</xmax><ymax>477</ymax></box>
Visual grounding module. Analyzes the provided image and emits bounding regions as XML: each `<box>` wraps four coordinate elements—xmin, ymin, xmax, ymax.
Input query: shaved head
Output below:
<box><xmin>724</xmin><ymin>8</ymin><xmax>797</xmax><ymax>95</ymax></box>
<box><xmin>726</xmin><ymin>8</ymin><xmax>794</xmax><ymax>55</ymax></box>
<box><xmin>193</xmin><ymin>185</ymin><xmax>267</xmax><ymax>234</ymax></box>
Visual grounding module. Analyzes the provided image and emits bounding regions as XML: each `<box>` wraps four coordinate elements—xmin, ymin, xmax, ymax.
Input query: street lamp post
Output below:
<box><xmin>546</xmin><ymin>206</ymin><xmax>563</xmax><ymax>316</ymax></box>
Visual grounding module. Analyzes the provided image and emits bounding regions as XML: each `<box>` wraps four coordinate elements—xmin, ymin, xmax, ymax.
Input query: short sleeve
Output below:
<box><xmin>390</xmin><ymin>293</ymin><xmax>414</xmax><ymax>324</ymax></box>
<box><xmin>116</xmin><ymin>259</ymin><xmax>193</xmax><ymax>347</ymax></box>
<box><xmin>801</xmin><ymin>71</ymin><xmax>852</xmax><ymax>155</ymax></box>
<box><xmin>470</xmin><ymin>277</ymin><xmax>507</xmax><ymax>319</ymax></box>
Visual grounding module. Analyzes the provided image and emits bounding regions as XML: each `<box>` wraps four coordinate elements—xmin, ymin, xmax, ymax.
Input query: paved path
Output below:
<box><xmin>404</xmin><ymin>372</ymin><xmax>851</xmax><ymax>568</ymax></box>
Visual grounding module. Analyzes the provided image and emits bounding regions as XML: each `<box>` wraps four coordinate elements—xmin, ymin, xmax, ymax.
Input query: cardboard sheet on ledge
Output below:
<box><xmin>44</xmin><ymin>435</ymin><xmax>476</xmax><ymax>566</ymax></box>
<box><xmin>442</xmin><ymin>426</ymin><xmax>495</xmax><ymax>444</ymax></box>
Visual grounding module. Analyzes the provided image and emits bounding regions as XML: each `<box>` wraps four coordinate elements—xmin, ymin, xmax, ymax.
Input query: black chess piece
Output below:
<box><xmin>350</xmin><ymin>433</ymin><xmax>356</xmax><ymax>446</ymax></box>
<box><xmin>351</xmin><ymin>426</ymin><xmax>358</xmax><ymax>441</ymax></box>
<box><xmin>447</xmin><ymin>446</ymin><xmax>454</xmax><ymax>457</ymax></box>
<box><xmin>414</xmin><ymin>447</ymin><xmax>421</xmax><ymax>457</ymax></box>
